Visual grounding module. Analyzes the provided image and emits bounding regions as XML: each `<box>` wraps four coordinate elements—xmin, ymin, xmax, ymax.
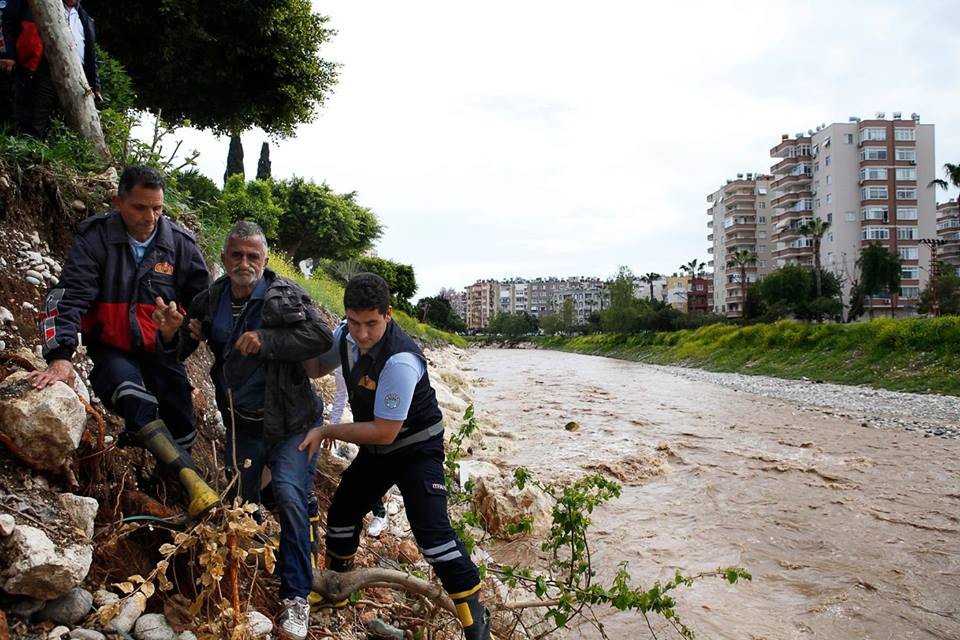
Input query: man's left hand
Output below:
<box><xmin>234</xmin><ymin>331</ymin><xmax>262</xmax><ymax>356</ymax></box>
<box><xmin>152</xmin><ymin>297</ymin><xmax>183</xmax><ymax>345</ymax></box>
<box><xmin>298</xmin><ymin>426</ymin><xmax>328</xmax><ymax>460</ymax></box>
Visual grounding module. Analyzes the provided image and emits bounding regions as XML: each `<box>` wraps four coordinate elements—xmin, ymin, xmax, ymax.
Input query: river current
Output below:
<box><xmin>466</xmin><ymin>349</ymin><xmax>960</xmax><ymax>640</ymax></box>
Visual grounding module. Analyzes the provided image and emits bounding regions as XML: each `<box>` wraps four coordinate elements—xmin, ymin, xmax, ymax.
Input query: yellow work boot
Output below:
<box><xmin>451</xmin><ymin>587</ymin><xmax>491</xmax><ymax>640</ymax></box>
<box><xmin>179</xmin><ymin>467</ymin><xmax>220</xmax><ymax>518</ymax></box>
<box><xmin>136</xmin><ymin>419</ymin><xmax>220</xmax><ymax>519</ymax></box>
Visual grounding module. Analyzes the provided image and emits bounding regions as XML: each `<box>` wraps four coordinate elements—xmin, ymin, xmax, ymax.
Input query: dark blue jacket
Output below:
<box><xmin>340</xmin><ymin>319</ymin><xmax>443</xmax><ymax>443</ymax></box>
<box><xmin>1</xmin><ymin>0</ymin><xmax>101</xmax><ymax>93</ymax></box>
<box><xmin>40</xmin><ymin>212</ymin><xmax>209</xmax><ymax>362</ymax></box>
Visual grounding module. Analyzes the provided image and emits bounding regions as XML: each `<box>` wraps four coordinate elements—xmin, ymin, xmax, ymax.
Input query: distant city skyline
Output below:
<box><xmin>168</xmin><ymin>0</ymin><xmax>960</xmax><ymax>299</ymax></box>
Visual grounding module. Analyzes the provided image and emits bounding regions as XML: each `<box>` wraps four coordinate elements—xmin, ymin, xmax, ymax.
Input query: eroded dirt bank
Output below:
<box><xmin>468</xmin><ymin>348</ymin><xmax>960</xmax><ymax>640</ymax></box>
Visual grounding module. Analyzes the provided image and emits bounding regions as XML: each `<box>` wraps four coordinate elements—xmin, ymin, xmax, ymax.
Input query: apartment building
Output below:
<box><xmin>553</xmin><ymin>277</ymin><xmax>609</xmax><ymax>325</ymax></box>
<box><xmin>706</xmin><ymin>174</ymin><xmax>775</xmax><ymax>317</ymax></box>
<box><xmin>709</xmin><ymin>112</ymin><xmax>938</xmax><ymax>316</ymax></box>
<box><xmin>937</xmin><ymin>200</ymin><xmax>960</xmax><ymax>273</ymax></box>
<box><xmin>464</xmin><ymin>279</ymin><xmax>498</xmax><ymax>331</ymax></box>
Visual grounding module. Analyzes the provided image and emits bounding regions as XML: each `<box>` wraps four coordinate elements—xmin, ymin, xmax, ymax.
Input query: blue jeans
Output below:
<box><xmin>225</xmin><ymin>427</ymin><xmax>315</xmax><ymax>599</ymax></box>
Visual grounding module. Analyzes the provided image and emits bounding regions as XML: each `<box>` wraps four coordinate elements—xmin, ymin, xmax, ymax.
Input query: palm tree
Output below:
<box><xmin>929</xmin><ymin>162</ymin><xmax>960</xmax><ymax>208</ymax></box>
<box><xmin>727</xmin><ymin>250</ymin><xmax>757</xmax><ymax>321</ymax></box>
<box><xmin>679</xmin><ymin>259</ymin><xmax>705</xmax><ymax>278</ymax></box>
<box><xmin>640</xmin><ymin>272</ymin><xmax>662</xmax><ymax>302</ymax></box>
<box><xmin>799</xmin><ymin>219</ymin><xmax>831</xmax><ymax>298</ymax></box>
<box><xmin>857</xmin><ymin>242</ymin><xmax>902</xmax><ymax>319</ymax></box>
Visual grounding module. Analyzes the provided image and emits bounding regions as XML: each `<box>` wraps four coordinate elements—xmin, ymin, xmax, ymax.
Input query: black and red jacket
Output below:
<box><xmin>40</xmin><ymin>212</ymin><xmax>209</xmax><ymax>362</ymax></box>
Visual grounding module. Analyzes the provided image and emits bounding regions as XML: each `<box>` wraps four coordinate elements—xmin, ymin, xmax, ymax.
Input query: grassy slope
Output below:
<box><xmin>535</xmin><ymin>318</ymin><xmax>960</xmax><ymax>396</ymax></box>
<box><xmin>269</xmin><ymin>255</ymin><xmax>467</xmax><ymax>348</ymax></box>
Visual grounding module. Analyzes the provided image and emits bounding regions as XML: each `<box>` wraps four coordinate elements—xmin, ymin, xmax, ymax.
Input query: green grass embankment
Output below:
<box><xmin>270</xmin><ymin>255</ymin><xmax>467</xmax><ymax>348</ymax></box>
<box><xmin>534</xmin><ymin>318</ymin><xmax>960</xmax><ymax>396</ymax></box>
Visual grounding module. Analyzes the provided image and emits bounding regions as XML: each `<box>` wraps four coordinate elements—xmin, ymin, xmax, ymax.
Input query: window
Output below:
<box><xmin>827</xmin><ymin>232</ymin><xmax>834</xmax><ymax>242</ymax></box>
<box><xmin>896</xmin><ymin>187</ymin><xmax>917</xmax><ymax>200</ymax></box>
<box><xmin>897</xmin><ymin>207</ymin><xmax>918</xmax><ymax>220</ymax></box>
<box><xmin>895</xmin><ymin>148</ymin><xmax>916</xmax><ymax>161</ymax></box>
<box><xmin>758</xmin><ymin>230</ymin><xmax>767</xmax><ymax>239</ymax></box>
<box><xmin>895</xmin><ymin>167</ymin><xmax>917</xmax><ymax>180</ymax></box>
<box><xmin>900</xmin><ymin>287</ymin><xmax>920</xmax><ymax>299</ymax></box>
<box><xmin>757</xmin><ymin>187</ymin><xmax>768</xmax><ymax>195</ymax></box>
<box><xmin>827</xmin><ymin>252</ymin><xmax>835</xmax><ymax>264</ymax></box>
<box><xmin>759</xmin><ymin>244</ymin><xmax>767</xmax><ymax>253</ymax></box>
<box><xmin>860</xmin><ymin>167</ymin><xmax>888</xmax><ymax>181</ymax></box>
<box><xmin>826</xmin><ymin>175</ymin><xmax>833</xmax><ymax>185</ymax></box>
<box><xmin>862</xmin><ymin>227</ymin><xmax>890</xmax><ymax>240</ymax></box>
<box><xmin>845</xmin><ymin>211</ymin><xmax>856</xmax><ymax>222</ymax></box>
<box><xmin>825</xmin><ymin>155</ymin><xmax>832</xmax><ymax>166</ymax></box>
<box><xmin>815</xmin><ymin>198</ymin><xmax>821</xmax><ymax>208</ymax></box>
<box><xmin>758</xmin><ymin>216</ymin><xmax>766</xmax><ymax>223</ymax></box>
<box><xmin>862</xmin><ymin>207</ymin><xmax>889</xmax><ymax>221</ymax></box>
<box><xmin>826</xmin><ymin>213</ymin><xmax>833</xmax><ymax>223</ymax></box>
<box><xmin>811</xmin><ymin>144</ymin><xmax>819</xmax><ymax>157</ymax></box>
<box><xmin>897</xmin><ymin>227</ymin><xmax>918</xmax><ymax>240</ymax></box>
<box><xmin>826</xmin><ymin>194</ymin><xmax>833</xmax><ymax>204</ymax></box>
<box><xmin>759</xmin><ymin>260</ymin><xmax>767</xmax><ymax>268</ymax></box>
<box><xmin>861</xmin><ymin>147</ymin><xmax>888</xmax><ymax>161</ymax></box>
<box><xmin>898</xmin><ymin>247</ymin><xmax>919</xmax><ymax>260</ymax></box>
<box><xmin>861</xmin><ymin>187</ymin><xmax>888</xmax><ymax>200</ymax></box>
<box><xmin>844</xmin><ymin>133</ymin><xmax>854</xmax><ymax>144</ymax></box>
<box><xmin>758</xmin><ymin>202</ymin><xmax>766</xmax><ymax>209</ymax></box>
<box><xmin>860</xmin><ymin>127</ymin><xmax>887</xmax><ymax>142</ymax></box>
<box><xmin>894</xmin><ymin>127</ymin><xmax>916</xmax><ymax>141</ymax></box>
<box><xmin>814</xmin><ymin>161</ymin><xmax>820</xmax><ymax>173</ymax></box>
<box><xmin>901</xmin><ymin>267</ymin><xmax>920</xmax><ymax>280</ymax></box>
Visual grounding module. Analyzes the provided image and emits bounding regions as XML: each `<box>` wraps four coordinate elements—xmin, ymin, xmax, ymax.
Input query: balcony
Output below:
<box><xmin>769</xmin><ymin>136</ymin><xmax>811</xmax><ymax>158</ymax></box>
<box><xmin>771</xmin><ymin>171</ymin><xmax>812</xmax><ymax>190</ymax></box>
<box><xmin>724</xmin><ymin>192</ymin><xmax>756</xmax><ymax>205</ymax></box>
<box><xmin>771</xmin><ymin>189</ymin><xmax>811</xmax><ymax>208</ymax></box>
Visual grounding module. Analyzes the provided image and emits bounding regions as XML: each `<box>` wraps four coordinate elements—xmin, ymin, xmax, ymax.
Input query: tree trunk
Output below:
<box><xmin>27</xmin><ymin>0</ymin><xmax>109</xmax><ymax>160</ymax></box>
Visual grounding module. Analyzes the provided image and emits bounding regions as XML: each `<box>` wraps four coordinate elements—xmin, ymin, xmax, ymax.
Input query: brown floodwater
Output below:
<box><xmin>467</xmin><ymin>349</ymin><xmax>960</xmax><ymax>640</ymax></box>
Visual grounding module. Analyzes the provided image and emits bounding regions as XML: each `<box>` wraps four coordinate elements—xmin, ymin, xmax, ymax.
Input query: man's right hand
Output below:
<box><xmin>187</xmin><ymin>318</ymin><xmax>205</xmax><ymax>342</ymax></box>
<box><xmin>0</xmin><ymin>60</ymin><xmax>15</xmax><ymax>73</ymax></box>
<box><xmin>26</xmin><ymin>359</ymin><xmax>75</xmax><ymax>390</ymax></box>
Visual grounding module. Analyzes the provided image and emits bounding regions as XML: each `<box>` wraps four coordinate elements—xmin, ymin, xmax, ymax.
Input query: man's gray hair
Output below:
<box><xmin>223</xmin><ymin>221</ymin><xmax>269</xmax><ymax>254</ymax></box>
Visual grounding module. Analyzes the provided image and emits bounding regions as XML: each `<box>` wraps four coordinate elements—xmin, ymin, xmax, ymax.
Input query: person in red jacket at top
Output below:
<box><xmin>0</xmin><ymin>0</ymin><xmax>101</xmax><ymax>138</ymax></box>
<box><xmin>28</xmin><ymin>165</ymin><xmax>219</xmax><ymax>519</ymax></box>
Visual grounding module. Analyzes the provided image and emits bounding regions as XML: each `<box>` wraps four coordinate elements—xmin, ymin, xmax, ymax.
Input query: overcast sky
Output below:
<box><xmin>175</xmin><ymin>0</ymin><xmax>960</xmax><ymax>299</ymax></box>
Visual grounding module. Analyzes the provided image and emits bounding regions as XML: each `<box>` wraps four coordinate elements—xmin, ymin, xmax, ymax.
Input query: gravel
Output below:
<box><xmin>648</xmin><ymin>364</ymin><xmax>960</xmax><ymax>440</ymax></box>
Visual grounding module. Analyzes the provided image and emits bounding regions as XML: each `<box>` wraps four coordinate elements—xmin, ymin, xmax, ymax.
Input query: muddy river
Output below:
<box><xmin>467</xmin><ymin>349</ymin><xmax>960</xmax><ymax>640</ymax></box>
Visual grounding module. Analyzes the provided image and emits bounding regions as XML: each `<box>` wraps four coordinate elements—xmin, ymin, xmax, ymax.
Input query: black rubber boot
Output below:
<box><xmin>136</xmin><ymin>419</ymin><xmax>219</xmax><ymax>518</ymax></box>
<box><xmin>452</xmin><ymin>589</ymin><xmax>491</xmax><ymax>640</ymax></box>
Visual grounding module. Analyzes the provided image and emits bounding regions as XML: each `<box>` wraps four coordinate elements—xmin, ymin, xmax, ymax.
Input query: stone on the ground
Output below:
<box><xmin>69</xmin><ymin>630</ymin><xmax>105</xmax><ymax>640</ymax></box>
<box><xmin>397</xmin><ymin>539</ymin><xmax>420</xmax><ymax>564</ymax></box>
<box><xmin>366</xmin><ymin>618</ymin><xmax>405</xmax><ymax>639</ymax></box>
<box><xmin>106</xmin><ymin>594</ymin><xmax>146</xmax><ymax>634</ymax></box>
<box><xmin>0</xmin><ymin>307</ymin><xmax>13</xmax><ymax>325</ymax></box>
<box><xmin>457</xmin><ymin>460</ymin><xmax>501</xmax><ymax>487</ymax></box>
<box><xmin>0</xmin><ymin>371</ymin><xmax>87</xmax><ymax>468</ymax></box>
<box><xmin>91</xmin><ymin>590</ymin><xmax>118</xmax><ymax>608</ymax></box>
<box><xmin>58</xmin><ymin>494</ymin><xmax>99</xmax><ymax>539</ymax></box>
<box><xmin>177</xmin><ymin>633</ymin><xmax>197</xmax><ymax>640</ymax></box>
<box><xmin>41</xmin><ymin>587</ymin><xmax>93</xmax><ymax>625</ymax></box>
<box><xmin>0</xmin><ymin>514</ymin><xmax>15</xmax><ymax>537</ymax></box>
<box><xmin>1</xmin><ymin>526</ymin><xmax>92</xmax><ymax>600</ymax></box>
<box><xmin>47</xmin><ymin>625</ymin><xmax>70</xmax><ymax>639</ymax></box>
<box><xmin>133</xmin><ymin>613</ymin><xmax>177</xmax><ymax>640</ymax></box>
<box><xmin>245</xmin><ymin>610</ymin><xmax>272</xmax><ymax>638</ymax></box>
<box><xmin>7</xmin><ymin>596</ymin><xmax>44</xmax><ymax>619</ymax></box>
<box><xmin>472</xmin><ymin>474</ymin><xmax>553</xmax><ymax>539</ymax></box>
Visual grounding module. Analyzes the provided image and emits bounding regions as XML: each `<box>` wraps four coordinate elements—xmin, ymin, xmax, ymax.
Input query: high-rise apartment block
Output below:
<box><xmin>464</xmin><ymin>276</ymin><xmax>610</xmax><ymax>330</ymax></box>
<box><xmin>708</xmin><ymin>112</ymin><xmax>938</xmax><ymax>316</ymax></box>
<box><xmin>936</xmin><ymin>200</ymin><xmax>960</xmax><ymax>273</ymax></box>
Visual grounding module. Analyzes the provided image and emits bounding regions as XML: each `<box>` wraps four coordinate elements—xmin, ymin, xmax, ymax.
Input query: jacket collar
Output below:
<box><xmin>105</xmin><ymin>212</ymin><xmax>175</xmax><ymax>250</ymax></box>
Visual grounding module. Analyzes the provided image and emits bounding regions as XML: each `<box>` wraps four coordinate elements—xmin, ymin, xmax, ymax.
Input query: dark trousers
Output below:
<box><xmin>13</xmin><ymin>64</ymin><xmax>57</xmax><ymax>139</ymax></box>
<box><xmin>88</xmin><ymin>346</ymin><xmax>197</xmax><ymax>448</ymax></box>
<box><xmin>225</xmin><ymin>424</ymin><xmax>316</xmax><ymax>599</ymax></box>
<box><xmin>326</xmin><ymin>437</ymin><xmax>480</xmax><ymax>595</ymax></box>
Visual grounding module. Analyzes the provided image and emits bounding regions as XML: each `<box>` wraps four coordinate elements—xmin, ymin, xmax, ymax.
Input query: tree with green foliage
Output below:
<box><xmin>487</xmin><ymin>312</ymin><xmax>538</xmax><ymax>338</ymax></box>
<box><xmin>602</xmin><ymin>267</ymin><xmax>645</xmax><ymax>333</ymax></box>
<box><xmin>172</xmin><ymin>169</ymin><xmax>221</xmax><ymax>210</ymax></box>
<box><xmin>679</xmin><ymin>259</ymin><xmax>705</xmax><ymax>278</ymax></box>
<box><xmin>757</xmin><ymin>265</ymin><xmax>842</xmax><ymax>322</ymax></box>
<box><xmin>639</xmin><ymin>272</ymin><xmax>662</xmax><ymax>302</ymax></box>
<box><xmin>800</xmin><ymin>218</ymin><xmax>831</xmax><ymax>298</ymax></box>
<box><xmin>325</xmin><ymin>256</ymin><xmax>416</xmax><ymax>312</ymax></box>
<box><xmin>727</xmin><ymin>250</ymin><xmax>758</xmax><ymax>322</ymax></box>
<box><xmin>929</xmin><ymin>162</ymin><xmax>960</xmax><ymax>209</ymax></box>
<box><xmin>918</xmin><ymin>268</ymin><xmax>960</xmax><ymax>316</ymax></box>
<box><xmin>857</xmin><ymin>242</ymin><xmax>902</xmax><ymax>318</ymax></box>
<box><xmin>561</xmin><ymin>297</ymin><xmax>575</xmax><ymax>332</ymax></box>
<box><xmin>209</xmin><ymin>175</ymin><xmax>282</xmax><ymax>237</ymax></box>
<box><xmin>415</xmin><ymin>296</ymin><xmax>466</xmax><ymax>333</ymax></box>
<box><xmin>84</xmin><ymin>0</ymin><xmax>338</xmax><ymax>136</ymax></box>
<box><xmin>224</xmin><ymin>135</ymin><xmax>244</xmax><ymax>183</ymax></box>
<box><xmin>273</xmin><ymin>178</ymin><xmax>382</xmax><ymax>263</ymax></box>
<box><xmin>256</xmin><ymin>142</ymin><xmax>272</xmax><ymax>181</ymax></box>
<box><xmin>538</xmin><ymin>313</ymin><xmax>562</xmax><ymax>335</ymax></box>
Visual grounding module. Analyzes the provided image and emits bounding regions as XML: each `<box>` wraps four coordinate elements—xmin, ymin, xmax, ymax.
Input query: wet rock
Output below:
<box><xmin>41</xmin><ymin>587</ymin><xmax>93</xmax><ymax>625</ymax></box>
<box><xmin>1</xmin><ymin>525</ymin><xmax>92</xmax><ymax>599</ymax></box>
<box><xmin>245</xmin><ymin>610</ymin><xmax>272</xmax><ymax>638</ymax></box>
<box><xmin>133</xmin><ymin>613</ymin><xmax>177</xmax><ymax>640</ymax></box>
<box><xmin>58</xmin><ymin>494</ymin><xmax>99</xmax><ymax>539</ymax></box>
<box><xmin>7</xmin><ymin>596</ymin><xmax>45</xmax><ymax>619</ymax></box>
<box><xmin>69</xmin><ymin>630</ymin><xmax>107</xmax><ymax>640</ymax></box>
<box><xmin>25</xmin><ymin>269</ymin><xmax>44</xmax><ymax>281</ymax></box>
<box><xmin>106</xmin><ymin>594</ymin><xmax>146</xmax><ymax>634</ymax></box>
<box><xmin>0</xmin><ymin>514</ymin><xmax>15</xmax><ymax>537</ymax></box>
<box><xmin>366</xmin><ymin>618</ymin><xmax>404</xmax><ymax>639</ymax></box>
<box><xmin>0</xmin><ymin>371</ymin><xmax>87</xmax><ymax>468</ymax></box>
<box><xmin>472</xmin><ymin>474</ymin><xmax>552</xmax><ymax>539</ymax></box>
<box><xmin>25</xmin><ymin>276</ymin><xmax>42</xmax><ymax>286</ymax></box>
<box><xmin>564</xmin><ymin>420</ymin><xmax>580</xmax><ymax>431</ymax></box>
<box><xmin>71</xmin><ymin>200</ymin><xmax>87</xmax><ymax>212</ymax></box>
<box><xmin>48</xmin><ymin>625</ymin><xmax>70</xmax><ymax>639</ymax></box>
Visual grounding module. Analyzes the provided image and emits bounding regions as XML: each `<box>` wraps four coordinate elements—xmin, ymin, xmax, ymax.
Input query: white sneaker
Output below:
<box><xmin>278</xmin><ymin>597</ymin><xmax>309</xmax><ymax>640</ymax></box>
<box><xmin>366</xmin><ymin>515</ymin><xmax>387</xmax><ymax>537</ymax></box>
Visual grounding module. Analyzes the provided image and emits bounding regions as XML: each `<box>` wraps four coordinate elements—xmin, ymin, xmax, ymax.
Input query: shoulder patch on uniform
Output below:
<box><xmin>383</xmin><ymin>392</ymin><xmax>401</xmax><ymax>410</ymax></box>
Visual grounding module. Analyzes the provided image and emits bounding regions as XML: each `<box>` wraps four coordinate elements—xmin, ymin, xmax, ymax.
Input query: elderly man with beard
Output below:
<box><xmin>155</xmin><ymin>220</ymin><xmax>332</xmax><ymax>640</ymax></box>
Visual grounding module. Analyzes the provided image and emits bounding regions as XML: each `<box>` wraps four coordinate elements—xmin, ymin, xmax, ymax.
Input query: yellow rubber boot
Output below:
<box><xmin>136</xmin><ymin>419</ymin><xmax>219</xmax><ymax>519</ymax></box>
<box><xmin>179</xmin><ymin>468</ymin><xmax>220</xmax><ymax>518</ymax></box>
<box><xmin>451</xmin><ymin>586</ymin><xmax>491</xmax><ymax>640</ymax></box>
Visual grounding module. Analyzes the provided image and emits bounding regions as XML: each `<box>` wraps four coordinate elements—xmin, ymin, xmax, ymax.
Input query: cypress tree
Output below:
<box><xmin>256</xmin><ymin>142</ymin><xmax>272</xmax><ymax>180</ymax></box>
<box><xmin>224</xmin><ymin>134</ymin><xmax>245</xmax><ymax>183</ymax></box>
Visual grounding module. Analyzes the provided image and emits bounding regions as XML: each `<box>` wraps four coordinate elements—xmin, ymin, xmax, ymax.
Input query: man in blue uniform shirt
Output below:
<box><xmin>299</xmin><ymin>273</ymin><xmax>491</xmax><ymax>640</ymax></box>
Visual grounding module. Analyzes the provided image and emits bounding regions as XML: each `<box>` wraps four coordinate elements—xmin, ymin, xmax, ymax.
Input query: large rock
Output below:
<box><xmin>1</xmin><ymin>526</ymin><xmax>92</xmax><ymax>599</ymax></box>
<box><xmin>134</xmin><ymin>613</ymin><xmax>177</xmax><ymax>640</ymax></box>
<box><xmin>58</xmin><ymin>494</ymin><xmax>99</xmax><ymax>539</ymax></box>
<box><xmin>245</xmin><ymin>610</ymin><xmax>272</xmax><ymax>638</ymax></box>
<box><xmin>40</xmin><ymin>587</ymin><xmax>93</xmax><ymax>625</ymax></box>
<box><xmin>472</xmin><ymin>474</ymin><xmax>553</xmax><ymax>540</ymax></box>
<box><xmin>106</xmin><ymin>594</ymin><xmax>146</xmax><ymax>634</ymax></box>
<box><xmin>0</xmin><ymin>371</ymin><xmax>86</xmax><ymax>468</ymax></box>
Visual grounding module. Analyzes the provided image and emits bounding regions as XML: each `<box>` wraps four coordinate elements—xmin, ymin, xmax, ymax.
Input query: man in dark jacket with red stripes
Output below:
<box><xmin>0</xmin><ymin>0</ymin><xmax>101</xmax><ymax>138</ymax></box>
<box><xmin>29</xmin><ymin>165</ymin><xmax>218</xmax><ymax>518</ymax></box>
